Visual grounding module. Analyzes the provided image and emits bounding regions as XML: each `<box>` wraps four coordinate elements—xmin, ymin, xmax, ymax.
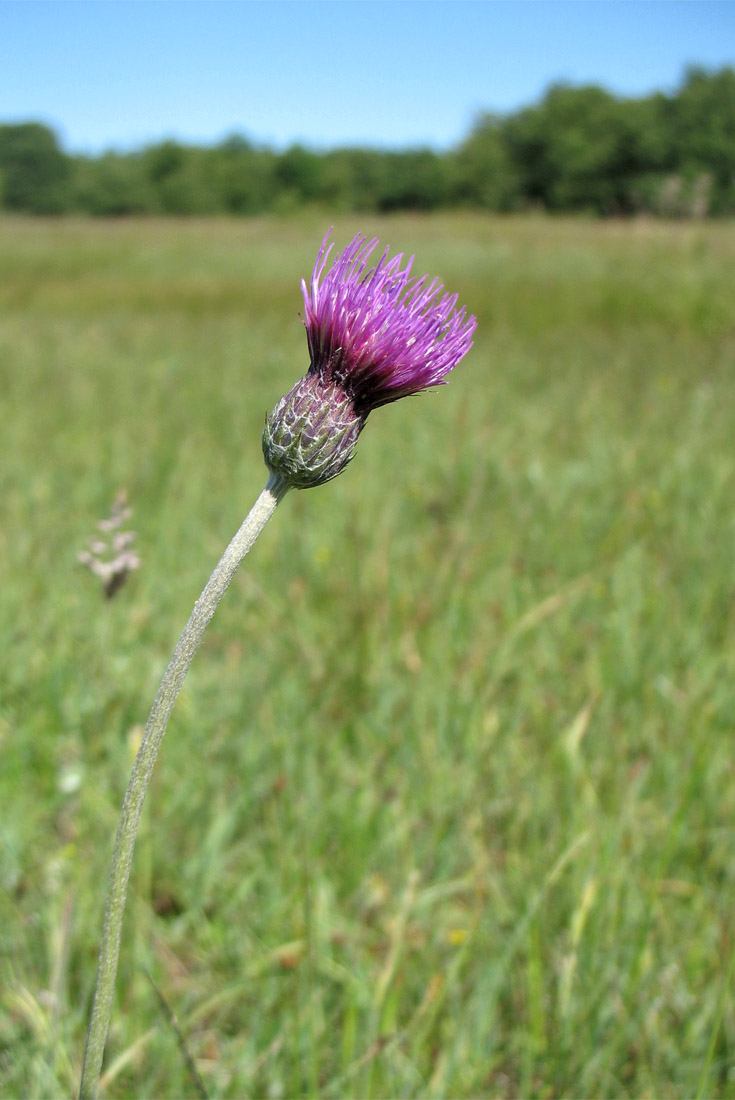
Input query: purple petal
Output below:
<box><xmin>301</xmin><ymin>229</ymin><xmax>476</xmax><ymax>413</ymax></box>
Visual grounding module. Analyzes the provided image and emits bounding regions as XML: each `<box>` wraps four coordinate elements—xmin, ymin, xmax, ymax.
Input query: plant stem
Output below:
<box><xmin>79</xmin><ymin>474</ymin><xmax>288</xmax><ymax>1099</ymax></box>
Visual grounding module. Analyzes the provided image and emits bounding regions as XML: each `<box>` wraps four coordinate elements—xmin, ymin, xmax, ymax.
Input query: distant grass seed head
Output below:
<box><xmin>263</xmin><ymin>230</ymin><xmax>476</xmax><ymax>489</ymax></box>
<box><xmin>78</xmin><ymin>490</ymin><xmax>141</xmax><ymax>598</ymax></box>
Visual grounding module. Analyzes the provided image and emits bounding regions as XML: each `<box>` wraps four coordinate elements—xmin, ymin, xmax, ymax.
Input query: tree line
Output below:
<box><xmin>1</xmin><ymin>66</ymin><xmax>733</xmax><ymax>218</ymax></box>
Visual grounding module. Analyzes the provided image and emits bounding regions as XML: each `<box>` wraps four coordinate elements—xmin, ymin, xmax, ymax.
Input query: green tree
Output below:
<box><xmin>205</xmin><ymin>135</ymin><xmax>277</xmax><ymax>214</ymax></box>
<box><xmin>374</xmin><ymin>149</ymin><xmax>450</xmax><ymax>211</ymax></box>
<box><xmin>503</xmin><ymin>83</ymin><xmax>669</xmax><ymax>214</ymax></box>
<box><xmin>669</xmin><ymin>66</ymin><xmax>735</xmax><ymax>213</ymax></box>
<box><xmin>142</xmin><ymin>141</ymin><xmax>220</xmax><ymax>214</ymax></box>
<box><xmin>0</xmin><ymin>123</ymin><xmax>70</xmax><ymax>213</ymax></box>
<box><xmin>316</xmin><ymin>148</ymin><xmax>392</xmax><ymax>212</ymax></box>
<box><xmin>70</xmin><ymin>152</ymin><xmax>156</xmax><ymax>215</ymax></box>
<box><xmin>274</xmin><ymin>144</ymin><xmax>324</xmax><ymax>208</ymax></box>
<box><xmin>452</xmin><ymin>112</ymin><xmax>519</xmax><ymax>210</ymax></box>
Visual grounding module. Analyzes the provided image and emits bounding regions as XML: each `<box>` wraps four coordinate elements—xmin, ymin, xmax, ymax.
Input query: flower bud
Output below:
<box><xmin>263</xmin><ymin>372</ymin><xmax>364</xmax><ymax>490</ymax></box>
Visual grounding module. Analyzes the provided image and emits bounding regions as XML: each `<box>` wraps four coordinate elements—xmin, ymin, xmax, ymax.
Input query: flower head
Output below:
<box><xmin>263</xmin><ymin>229</ymin><xmax>476</xmax><ymax>490</ymax></box>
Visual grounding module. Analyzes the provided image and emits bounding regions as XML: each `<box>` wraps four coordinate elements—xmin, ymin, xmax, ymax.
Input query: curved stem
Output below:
<box><xmin>80</xmin><ymin>474</ymin><xmax>289</xmax><ymax>1099</ymax></box>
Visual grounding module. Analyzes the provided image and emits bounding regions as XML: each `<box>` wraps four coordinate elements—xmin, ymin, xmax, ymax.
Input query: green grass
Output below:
<box><xmin>1</xmin><ymin>212</ymin><xmax>734</xmax><ymax>1099</ymax></box>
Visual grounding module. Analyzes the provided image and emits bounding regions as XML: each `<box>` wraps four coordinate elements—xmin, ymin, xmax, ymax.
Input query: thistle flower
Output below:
<box><xmin>263</xmin><ymin>230</ymin><xmax>476</xmax><ymax>489</ymax></box>
<box><xmin>81</xmin><ymin>230</ymin><xmax>476</xmax><ymax>1099</ymax></box>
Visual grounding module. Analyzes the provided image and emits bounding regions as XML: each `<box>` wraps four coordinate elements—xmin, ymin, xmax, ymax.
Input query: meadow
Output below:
<box><xmin>1</xmin><ymin>212</ymin><xmax>734</xmax><ymax>1099</ymax></box>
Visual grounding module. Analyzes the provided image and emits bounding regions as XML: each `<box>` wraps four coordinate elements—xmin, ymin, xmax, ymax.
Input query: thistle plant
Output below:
<box><xmin>79</xmin><ymin>229</ymin><xmax>476</xmax><ymax>1098</ymax></box>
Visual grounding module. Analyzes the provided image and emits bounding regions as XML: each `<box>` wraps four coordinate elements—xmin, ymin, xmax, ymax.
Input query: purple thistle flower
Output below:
<box><xmin>263</xmin><ymin>229</ymin><xmax>476</xmax><ymax>490</ymax></box>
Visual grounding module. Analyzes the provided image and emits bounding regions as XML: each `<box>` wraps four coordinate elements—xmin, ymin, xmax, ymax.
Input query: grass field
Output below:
<box><xmin>1</xmin><ymin>212</ymin><xmax>734</xmax><ymax>1099</ymax></box>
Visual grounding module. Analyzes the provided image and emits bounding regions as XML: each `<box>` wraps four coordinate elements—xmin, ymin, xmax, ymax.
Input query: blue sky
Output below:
<box><xmin>1</xmin><ymin>1</ymin><xmax>734</xmax><ymax>153</ymax></box>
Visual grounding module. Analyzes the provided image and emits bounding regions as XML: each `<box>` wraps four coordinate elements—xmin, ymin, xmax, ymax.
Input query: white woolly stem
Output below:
<box><xmin>80</xmin><ymin>474</ymin><xmax>289</xmax><ymax>1099</ymax></box>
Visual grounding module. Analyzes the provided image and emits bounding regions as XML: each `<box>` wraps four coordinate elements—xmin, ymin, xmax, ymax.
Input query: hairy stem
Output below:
<box><xmin>80</xmin><ymin>474</ymin><xmax>288</xmax><ymax>1099</ymax></box>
